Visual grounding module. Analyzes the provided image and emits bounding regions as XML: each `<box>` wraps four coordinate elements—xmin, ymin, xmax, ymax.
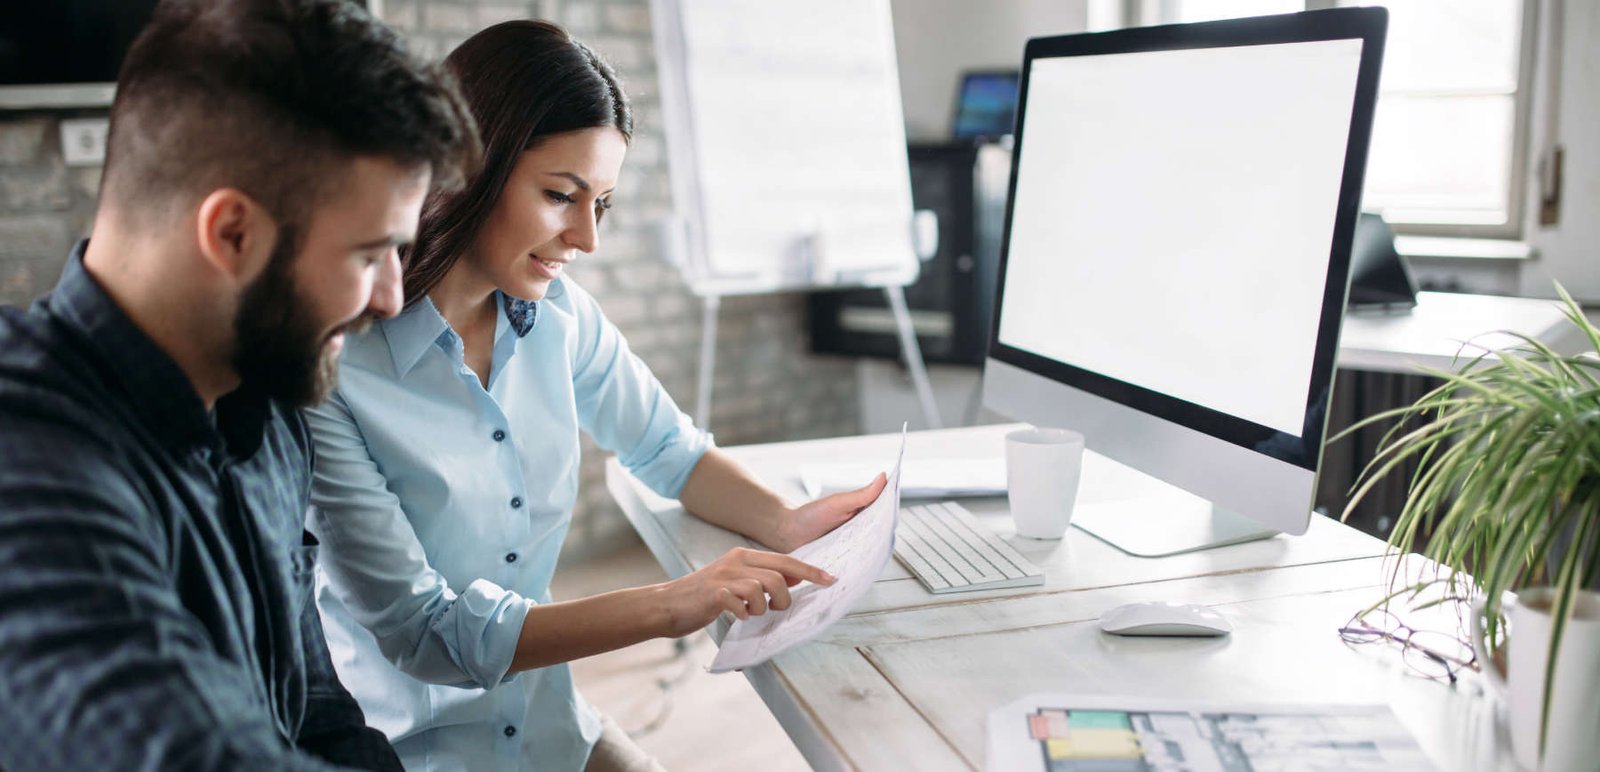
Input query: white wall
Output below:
<box><xmin>1521</xmin><ymin>0</ymin><xmax>1600</xmax><ymax>303</ymax></box>
<box><xmin>889</xmin><ymin>0</ymin><xmax>1088</xmax><ymax>140</ymax></box>
<box><xmin>870</xmin><ymin>2</ymin><xmax>1091</xmax><ymax>433</ymax></box>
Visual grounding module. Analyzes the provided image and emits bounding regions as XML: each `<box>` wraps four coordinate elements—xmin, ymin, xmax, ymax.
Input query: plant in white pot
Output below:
<box><xmin>1341</xmin><ymin>287</ymin><xmax>1600</xmax><ymax>770</ymax></box>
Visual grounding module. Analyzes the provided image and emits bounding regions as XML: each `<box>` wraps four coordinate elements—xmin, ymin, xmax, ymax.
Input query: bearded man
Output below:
<box><xmin>0</xmin><ymin>0</ymin><xmax>478</xmax><ymax>768</ymax></box>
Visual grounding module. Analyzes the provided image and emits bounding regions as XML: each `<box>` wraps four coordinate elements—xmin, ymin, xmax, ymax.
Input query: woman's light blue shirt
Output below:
<box><xmin>304</xmin><ymin>277</ymin><xmax>711</xmax><ymax>771</ymax></box>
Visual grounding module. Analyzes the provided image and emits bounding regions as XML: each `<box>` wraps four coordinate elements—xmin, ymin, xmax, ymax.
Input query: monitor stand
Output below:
<box><xmin>1069</xmin><ymin>498</ymin><xmax>1279</xmax><ymax>558</ymax></box>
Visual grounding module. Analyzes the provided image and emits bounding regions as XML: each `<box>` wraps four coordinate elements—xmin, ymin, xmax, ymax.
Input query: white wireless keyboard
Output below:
<box><xmin>894</xmin><ymin>501</ymin><xmax>1046</xmax><ymax>594</ymax></box>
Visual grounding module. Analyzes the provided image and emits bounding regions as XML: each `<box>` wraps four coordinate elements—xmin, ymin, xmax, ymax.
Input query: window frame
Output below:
<box><xmin>1122</xmin><ymin>0</ymin><xmax>1539</xmax><ymax>241</ymax></box>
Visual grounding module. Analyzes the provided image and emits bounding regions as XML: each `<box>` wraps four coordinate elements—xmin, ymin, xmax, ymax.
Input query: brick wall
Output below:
<box><xmin>0</xmin><ymin>114</ymin><xmax>101</xmax><ymax>307</ymax></box>
<box><xmin>0</xmin><ymin>0</ymin><xmax>862</xmax><ymax>561</ymax></box>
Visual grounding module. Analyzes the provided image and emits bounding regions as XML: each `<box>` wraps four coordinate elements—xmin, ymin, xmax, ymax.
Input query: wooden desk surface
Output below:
<box><xmin>605</xmin><ymin>424</ymin><xmax>1513</xmax><ymax>770</ymax></box>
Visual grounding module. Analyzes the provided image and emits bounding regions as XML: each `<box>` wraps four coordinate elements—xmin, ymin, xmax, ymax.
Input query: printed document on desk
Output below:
<box><xmin>988</xmin><ymin>694</ymin><xmax>1433</xmax><ymax>771</ymax></box>
<box><xmin>709</xmin><ymin>429</ymin><xmax>905</xmax><ymax>673</ymax></box>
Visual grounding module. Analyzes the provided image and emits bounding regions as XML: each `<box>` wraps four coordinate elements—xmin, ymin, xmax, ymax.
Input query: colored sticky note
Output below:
<box><xmin>1068</xmin><ymin>710</ymin><xmax>1133</xmax><ymax>730</ymax></box>
<box><xmin>1047</xmin><ymin>714</ymin><xmax>1070</xmax><ymax>737</ymax></box>
<box><xmin>1058</xmin><ymin>729</ymin><xmax>1143</xmax><ymax>759</ymax></box>
<box><xmin>1029</xmin><ymin>714</ymin><xmax>1052</xmax><ymax>740</ymax></box>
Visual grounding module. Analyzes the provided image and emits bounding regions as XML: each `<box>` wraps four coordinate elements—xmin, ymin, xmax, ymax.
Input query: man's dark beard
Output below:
<box><xmin>232</xmin><ymin>227</ymin><xmax>360</xmax><ymax>407</ymax></box>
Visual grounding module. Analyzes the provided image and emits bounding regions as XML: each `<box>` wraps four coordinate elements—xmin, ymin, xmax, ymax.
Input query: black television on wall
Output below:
<box><xmin>0</xmin><ymin>0</ymin><xmax>368</xmax><ymax>110</ymax></box>
<box><xmin>0</xmin><ymin>1</ymin><xmax>161</xmax><ymax>108</ymax></box>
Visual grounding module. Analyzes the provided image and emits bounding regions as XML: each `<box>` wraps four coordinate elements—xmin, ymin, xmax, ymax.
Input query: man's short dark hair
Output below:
<box><xmin>103</xmin><ymin>0</ymin><xmax>479</xmax><ymax>230</ymax></box>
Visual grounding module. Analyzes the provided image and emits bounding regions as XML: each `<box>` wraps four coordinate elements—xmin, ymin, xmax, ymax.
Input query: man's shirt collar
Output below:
<box><xmin>51</xmin><ymin>240</ymin><xmax>272</xmax><ymax>457</ymax></box>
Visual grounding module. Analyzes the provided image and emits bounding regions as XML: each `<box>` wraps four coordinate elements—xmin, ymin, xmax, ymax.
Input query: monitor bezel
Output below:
<box><xmin>986</xmin><ymin>8</ymin><xmax>1388</xmax><ymax>473</ymax></box>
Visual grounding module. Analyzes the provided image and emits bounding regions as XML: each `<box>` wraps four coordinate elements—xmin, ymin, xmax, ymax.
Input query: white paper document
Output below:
<box><xmin>988</xmin><ymin>694</ymin><xmax>1434</xmax><ymax>771</ymax></box>
<box><xmin>799</xmin><ymin>457</ymin><xmax>1005</xmax><ymax>500</ymax></box>
<box><xmin>709</xmin><ymin>431</ymin><xmax>905</xmax><ymax>673</ymax></box>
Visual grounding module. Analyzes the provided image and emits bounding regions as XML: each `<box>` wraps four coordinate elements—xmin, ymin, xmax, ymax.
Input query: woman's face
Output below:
<box><xmin>468</xmin><ymin>126</ymin><xmax>628</xmax><ymax>301</ymax></box>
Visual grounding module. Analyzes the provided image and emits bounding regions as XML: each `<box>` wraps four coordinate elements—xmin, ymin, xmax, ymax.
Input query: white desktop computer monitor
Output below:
<box><xmin>983</xmin><ymin>9</ymin><xmax>1387</xmax><ymax>557</ymax></box>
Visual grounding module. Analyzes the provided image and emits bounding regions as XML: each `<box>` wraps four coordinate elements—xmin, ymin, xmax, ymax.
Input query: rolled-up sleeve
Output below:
<box><xmin>304</xmin><ymin>390</ymin><xmax>530</xmax><ymax>690</ymax></box>
<box><xmin>567</xmin><ymin>282</ymin><xmax>712</xmax><ymax>497</ymax></box>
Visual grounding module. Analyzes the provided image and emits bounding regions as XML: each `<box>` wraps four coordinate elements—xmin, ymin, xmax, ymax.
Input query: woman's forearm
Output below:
<box><xmin>507</xmin><ymin>457</ymin><xmax>789</xmax><ymax>673</ymax></box>
<box><xmin>675</xmin><ymin>448</ymin><xmax>792</xmax><ymax>549</ymax></box>
<box><xmin>509</xmin><ymin>585</ymin><xmax>670</xmax><ymax>672</ymax></box>
<box><xmin>509</xmin><ymin>546</ymin><xmax>836</xmax><ymax>672</ymax></box>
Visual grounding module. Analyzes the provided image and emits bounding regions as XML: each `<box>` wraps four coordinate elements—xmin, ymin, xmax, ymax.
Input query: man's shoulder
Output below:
<box><xmin>0</xmin><ymin>300</ymin><xmax>62</xmax><ymax>373</ymax></box>
<box><xmin>0</xmin><ymin>300</ymin><xmax>107</xmax><ymax>413</ymax></box>
<box><xmin>0</xmin><ymin>370</ymin><xmax>150</xmax><ymax>551</ymax></box>
<box><xmin>0</xmin><ymin>307</ymin><xmax>172</xmax><ymax>564</ymax></box>
<box><xmin>0</xmin><ymin>300</ymin><xmax>133</xmax><ymax>470</ymax></box>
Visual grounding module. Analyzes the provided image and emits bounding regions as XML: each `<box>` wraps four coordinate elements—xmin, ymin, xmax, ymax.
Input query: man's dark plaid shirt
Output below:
<box><xmin>0</xmin><ymin>243</ymin><xmax>400</xmax><ymax>770</ymax></box>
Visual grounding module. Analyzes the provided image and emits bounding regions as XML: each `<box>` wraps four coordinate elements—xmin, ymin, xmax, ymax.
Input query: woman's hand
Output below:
<box><xmin>772</xmin><ymin>473</ymin><xmax>888</xmax><ymax>552</ymax></box>
<box><xmin>654</xmin><ymin>547</ymin><xmax>835</xmax><ymax>638</ymax></box>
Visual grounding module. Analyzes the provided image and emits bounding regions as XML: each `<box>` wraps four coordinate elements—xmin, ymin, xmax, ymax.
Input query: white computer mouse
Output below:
<box><xmin>1097</xmin><ymin>602</ymin><xmax>1233</xmax><ymax>637</ymax></box>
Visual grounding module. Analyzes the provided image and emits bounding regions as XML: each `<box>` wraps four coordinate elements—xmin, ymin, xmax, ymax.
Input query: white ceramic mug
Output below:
<box><xmin>1004</xmin><ymin>427</ymin><xmax>1085</xmax><ymax>539</ymax></box>
<box><xmin>1471</xmin><ymin>588</ymin><xmax>1600</xmax><ymax>770</ymax></box>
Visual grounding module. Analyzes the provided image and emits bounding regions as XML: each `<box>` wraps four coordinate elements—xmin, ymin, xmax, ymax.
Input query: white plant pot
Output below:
<box><xmin>1473</xmin><ymin>588</ymin><xmax>1600</xmax><ymax>771</ymax></box>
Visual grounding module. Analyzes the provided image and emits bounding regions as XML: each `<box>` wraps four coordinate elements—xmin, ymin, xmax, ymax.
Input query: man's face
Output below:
<box><xmin>233</xmin><ymin>156</ymin><xmax>429</xmax><ymax>406</ymax></box>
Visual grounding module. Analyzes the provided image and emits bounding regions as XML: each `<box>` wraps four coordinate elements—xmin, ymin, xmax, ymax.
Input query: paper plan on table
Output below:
<box><xmin>709</xmin><ymin>427</ymin><xmax>906</xmax><ymax>673</ymax></box>
<box><xmin>987</xmin><ymin>694</ymin><xmax>1434</xmax><ymax>771</ymax></box>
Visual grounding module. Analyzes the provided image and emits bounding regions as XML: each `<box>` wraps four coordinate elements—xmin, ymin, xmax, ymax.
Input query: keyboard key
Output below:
<box><xmin>893</xmin><ymin>501</ymin><xmax>1045</xmax><ymax>594</ymax></box>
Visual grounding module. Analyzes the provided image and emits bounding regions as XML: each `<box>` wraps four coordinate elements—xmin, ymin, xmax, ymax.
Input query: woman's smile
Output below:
<box><xmin>531</xmin><ymin>252</ymin><xmax>565</xmax><ymax>280</ymax></box>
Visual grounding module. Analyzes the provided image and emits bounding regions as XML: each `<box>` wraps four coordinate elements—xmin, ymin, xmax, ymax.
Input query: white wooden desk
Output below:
<box><xmin>1338</xmin><ymin>291</ymin><xmax>1593</xmax><ymax>374</ymax></box>
<box><xmin>605</xmin><ymin>424</ymin><xmax>1513</xmax><ymax>770</ymax></box>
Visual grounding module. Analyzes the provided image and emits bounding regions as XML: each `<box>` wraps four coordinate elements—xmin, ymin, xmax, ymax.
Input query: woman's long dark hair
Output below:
<box><xmin>401</xmin><ymin>20</ymin><xmax>632</xmax><ymax>304</ymax></box>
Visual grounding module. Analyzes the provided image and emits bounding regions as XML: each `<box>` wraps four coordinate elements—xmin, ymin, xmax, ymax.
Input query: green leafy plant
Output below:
<box><xmin>1338</xmin><ymin>285</ymin><xmax>1600</xmax><ymax>751</ymax></box>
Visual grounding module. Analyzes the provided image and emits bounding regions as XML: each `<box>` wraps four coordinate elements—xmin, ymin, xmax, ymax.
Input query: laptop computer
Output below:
<box><xmin>1348</xmin><ymin>212</ymin><xmax>1419</xmax><ymax>313</ymax></box>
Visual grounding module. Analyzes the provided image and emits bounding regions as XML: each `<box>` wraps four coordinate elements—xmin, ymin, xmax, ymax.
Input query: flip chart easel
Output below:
<box><xmin>650</xmin><ymin>0</ymin><xmax>943</xmax><ymax>429</ymax></box>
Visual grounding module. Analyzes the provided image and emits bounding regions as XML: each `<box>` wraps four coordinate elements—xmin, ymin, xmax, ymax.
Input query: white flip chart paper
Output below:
<box><xmin>654</xmin><ymin>0</ymin><xmax>918</xmax><ymax>292</ymax></box>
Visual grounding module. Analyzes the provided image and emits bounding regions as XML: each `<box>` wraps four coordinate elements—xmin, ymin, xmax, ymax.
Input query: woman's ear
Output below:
<box><xmin>195</xmin><ymin>188</ymin><xmax>277</xmax><ymax>287</ymax></box>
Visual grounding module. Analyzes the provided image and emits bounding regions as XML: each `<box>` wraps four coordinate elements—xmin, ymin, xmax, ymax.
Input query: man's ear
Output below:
<box><xmin>195</xmin><ymin>188</ymin><xmax>276</xmax><ymax>286</ymax></box>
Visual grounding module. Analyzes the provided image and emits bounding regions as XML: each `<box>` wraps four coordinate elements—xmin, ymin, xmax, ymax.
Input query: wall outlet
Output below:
<box><xmin>59</xmin><ymin>118</ymin><xmax>109</xmax><ymax>166</ymax></box>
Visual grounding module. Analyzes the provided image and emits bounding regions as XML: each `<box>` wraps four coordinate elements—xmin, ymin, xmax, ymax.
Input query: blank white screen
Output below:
<box><xmin>997</xmin><ymin>39</ymin><xmax>1363</xmax><ymax>436</ymax></box>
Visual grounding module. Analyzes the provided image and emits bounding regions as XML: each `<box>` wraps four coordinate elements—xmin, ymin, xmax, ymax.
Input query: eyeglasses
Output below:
<box><xmin>1338</xmin><ymin>607</ymin><xmax>1478</xmax><ymax>685</ymax></box>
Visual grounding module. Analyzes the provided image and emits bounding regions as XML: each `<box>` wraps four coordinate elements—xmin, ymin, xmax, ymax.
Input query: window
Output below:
<box><xmin>1141</xmin><ymin>0</ymin><xmax>1537</xmax><ymax>240</ymax></box>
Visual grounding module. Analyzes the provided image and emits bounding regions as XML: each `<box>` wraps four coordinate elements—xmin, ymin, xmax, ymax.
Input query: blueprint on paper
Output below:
<box><xmin>988</xmin><ymin>694</ymin><xmax>1434</xmax><ymax>771</ymax></box>
<box><xmin>709</xmin><ymin>428</ymin><xmax>905</xmax><ymax>673</ymax></box>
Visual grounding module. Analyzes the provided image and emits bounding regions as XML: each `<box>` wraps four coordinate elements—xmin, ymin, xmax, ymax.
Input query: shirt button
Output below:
<box><xmin>492</xmin><ymin>429</ymin><xmax>506</xmax><ymax>442</ymax></box>
<box><xmin>510</xmin><ymin>496</ymin><xmax>523</xmax><ymax>509</ymax></box>
<box><xmin>504</xmin><ymin>725</ymin><xmax>517</xmax><ymax>738</ymax></box>
<box><xmin>505</xmin><ymin>552</ymin><xmax>518</xmax><ymax>563</ymax></box>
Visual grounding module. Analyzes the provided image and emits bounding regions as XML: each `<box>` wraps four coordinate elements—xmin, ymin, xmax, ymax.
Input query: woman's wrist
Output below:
<box><xmin>644</xmin><ymin>581</ymin><xmax>686</xmax><ymax>638</ymax></box>
<box><xmin>768</xmin><ymin>506</ymin><xmax>805</xmax><ymax>553</ymax></box>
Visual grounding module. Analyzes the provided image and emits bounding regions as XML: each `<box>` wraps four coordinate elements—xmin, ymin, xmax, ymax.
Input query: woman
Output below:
<box><xmin>304</xmin><ymin>20</ymin><xmax>885</xmax><ymax>772</ymax></box>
